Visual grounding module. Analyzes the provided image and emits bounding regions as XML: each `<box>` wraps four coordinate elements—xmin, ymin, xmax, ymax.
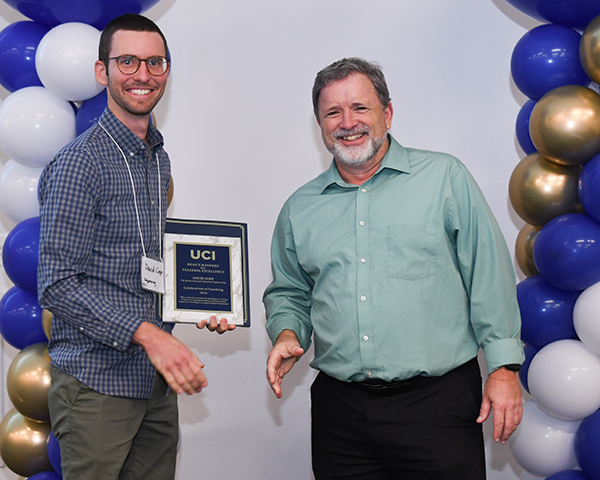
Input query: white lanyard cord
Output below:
<box><xmin>98</xmin><ymin>122</ymin><xmax>162</xmax><ymax>260</ymax></box>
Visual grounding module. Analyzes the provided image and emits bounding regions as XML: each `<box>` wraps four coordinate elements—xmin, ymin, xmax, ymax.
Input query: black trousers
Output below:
<box><xmin>311</xmin><ymin>358</ymin><xmax>485</xmax><ymax>480</ymax></box>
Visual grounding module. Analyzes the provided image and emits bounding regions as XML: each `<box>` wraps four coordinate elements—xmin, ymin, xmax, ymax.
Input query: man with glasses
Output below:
<box><xmin>38</xmin><ymin>14</ymin><xmax>233</xmax><ymax>480</ymax></box>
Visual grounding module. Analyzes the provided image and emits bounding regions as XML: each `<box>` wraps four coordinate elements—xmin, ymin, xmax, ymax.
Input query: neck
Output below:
<box><xmin>108</xmin><ymin>104</ymin><xmax>151</xmax><ymax>142</ymax></box>
<box><xmin>335</xmin><ymin>137</ymin><xmax>390</xmax><ymax>185</ymax></box>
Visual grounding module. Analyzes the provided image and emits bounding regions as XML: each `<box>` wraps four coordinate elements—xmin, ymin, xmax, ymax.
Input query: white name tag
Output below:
<box><xmin>141</xmin><ymin>256</ymin><xmax>165</xmax><ymax>294</ymax></box>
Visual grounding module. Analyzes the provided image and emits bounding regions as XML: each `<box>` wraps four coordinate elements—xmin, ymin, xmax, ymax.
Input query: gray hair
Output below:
<box><xmin>312</xmin><ymin>57</ymin><xmax>391</xmax><ymax>118</ymax></box>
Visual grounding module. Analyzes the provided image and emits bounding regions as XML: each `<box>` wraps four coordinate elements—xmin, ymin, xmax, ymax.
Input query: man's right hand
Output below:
<box><xmin>266</xmin><ymin>329</ymin><xmax>304</xmax><ymax>399</ymax></box>
<box><xmin>133</xmin><ymin>322</ymin><xmax>207</xmax><ymax>395</ymax></box>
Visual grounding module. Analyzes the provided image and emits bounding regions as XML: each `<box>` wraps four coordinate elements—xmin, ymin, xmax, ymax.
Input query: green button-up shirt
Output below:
<box><xmin>264</xmin><ymin>136</ymin><xmax>524</xmax><ymax>382</ymax></box>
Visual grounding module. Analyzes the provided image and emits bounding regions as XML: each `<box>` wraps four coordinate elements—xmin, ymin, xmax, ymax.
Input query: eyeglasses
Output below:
<box><xmin>107</xmin><ymin>55</ymin><xmax>170</xmax><ymax>76</ymax></box>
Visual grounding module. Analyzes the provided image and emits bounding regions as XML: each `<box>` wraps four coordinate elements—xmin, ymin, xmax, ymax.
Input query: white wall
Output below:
<box><xmin>0</xmin><ymin>1</ymin><xmax>542</xmax><ymax>479</ymax></box>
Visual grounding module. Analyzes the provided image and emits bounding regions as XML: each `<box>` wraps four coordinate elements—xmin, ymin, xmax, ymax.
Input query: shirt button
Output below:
<box><xmin>359</xmin><ymin>221</ymin><xmax>365</xmax><ymax>226</ymax></box>
<box><xmin>363</xmin><ymin>335</ymin><xmax>369</xmax><ymax>341</ymax></box>
<box><xmin>79</xmin><ymin>327</ymin><xmax>84</xmax><ymax>331</ymax></box>
<box><xmin>361</xmin><ymin>188</ymin><xmax>367</xmax><ymax>192</ymax></box>
<box><xmin>113</xmin><ymin>341</ymin><xmax>119</xmax><ymax>347</ymax></box>
<box><xmin>129</xmin><ymin>152</ymin><xmax>135</xmax><ymax>157</ymax></box>
<box><xmin>360</xmin><ymin>295</ymin><xmax>367</xmax><ymax>302</ymax></box>
<box><xmin>360</xmin><ymin>258</ymin><xmax>366</xmax><ymax>263</ymax></box>
<box><xmin>367</xmin><ymin>371</ymin><xmax>373</xmax><ymax>377</ymax></box>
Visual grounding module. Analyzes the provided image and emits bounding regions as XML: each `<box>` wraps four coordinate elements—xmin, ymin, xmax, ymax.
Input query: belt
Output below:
<box><xmin>347</xmin><ymin>375</ymin><xmax>430</xmax><ymax>396</ymax></box>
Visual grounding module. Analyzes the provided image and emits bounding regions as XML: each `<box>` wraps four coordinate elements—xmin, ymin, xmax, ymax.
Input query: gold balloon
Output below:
<box><xmin>42</xmin><ymin>309</ymin><xmax>52</xmax><ymax>341</ymax></box>
<box><xmin>0</xmin><ymin>408</ymin><xmax>52</xmax><ymax>477</ymax></box>
<box><xmin>6</xmin><ymin>343</ymin><xmax>51</xmax><ymax>423</ymax></box>
<box><xmin>581</xmin><ymin>14</ymin><xmax>600</xmax><ymax>84</ymax></box>
<box><xmin>168</xmin><ymin>175</ymin><xmax>174</xmax><ymax>207</ymax></box>
<box><xmin>530</xmin><ymin>85</ymin><xmax>600</xmax><ymax>165</ymax></box>
<box><xmin>509</xmin><ymin>152</ymin><xmax>584</xmax><ymax>226</ymax></box>
<box><xmin>515</xmin><ymin>224</ymin><xmax>541</xmax><ymax>278</ymax></box>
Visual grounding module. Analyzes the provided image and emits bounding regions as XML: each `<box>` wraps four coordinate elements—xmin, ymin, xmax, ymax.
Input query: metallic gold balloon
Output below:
<box><xmin>42</xmin><ymin>309</ymin><xmax>52</xmax><ymax>341</ymax></box>
<box><xmin>530</xmin><ymin>85</ymin><xmax>600</xmax><ymax>165</ymax></box>
<box><xmin>168</xmin><ymin>175</ymin><xmax>174</xmax><ymax>207</ymax></box>
<box><xmin>6</xmin><ymin>343</ymin><xmax>51</xmax><ymax>423</ymax></box>
<box><xmin>0</xmin><ymin>408</ymin><xmax>52</xmax><ymax>477</ymax></box>
<box><xmin>509</xmin><ymin>152</ymin><xmax>584</xmax><ymax>226</ymax></box>
<box><xmin>515</xmin><ymin>224</ymin><xmax>541</xmax><ymax>278</ymax></box>
<box><xmin>581</xmin><ymin>14</ymin><xmax>600</xmax><ymax>85</ymax></box>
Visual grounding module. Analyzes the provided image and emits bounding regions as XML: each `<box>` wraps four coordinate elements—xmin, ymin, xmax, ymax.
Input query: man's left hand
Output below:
<box><xmin>477</xmin><ymin>367</ymin><xmax>523</xmax><ymax>444</ymax></box>
<box><xmin>196</xmin><ymin>315</ymin><xmax>236</xmax><ymax>334</ymax></box>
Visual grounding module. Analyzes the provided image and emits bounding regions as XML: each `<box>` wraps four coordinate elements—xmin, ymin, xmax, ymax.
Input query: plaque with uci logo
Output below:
<box><xmin>162</xmin><ymin>218</ymin><xmax>250</xmax><ymax>327</ymax></box>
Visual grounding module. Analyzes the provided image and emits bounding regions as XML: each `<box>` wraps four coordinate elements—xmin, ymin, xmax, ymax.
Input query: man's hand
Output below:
<box><xmin>196</xmin><ymin>315</ymin><xmax>237</xmax><ymax>334</ymax></box>
<box><xmin>266</xmin><ymin>329</ymin><xmax>304</xmax><ymax>399</ymax></box>
<box><xmin>133</xmin><ymin>322</ymin><xmax>207</xmax><ymax>395</ymax></box>
<box><xmin>477</xmin><ymin>366</ymin><xmax>523</xmax><ymax>444</ymax></box>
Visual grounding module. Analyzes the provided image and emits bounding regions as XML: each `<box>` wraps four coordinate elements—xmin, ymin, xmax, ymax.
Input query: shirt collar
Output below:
<box><xmin>320</xmin><ymin>134</ymin><xmax>411</xmax><ymax>193</ymax></box>
<box><xmin>98</xmin><ymin>108</ymin><xmax>165</xmax><ymax>155</ymax></box>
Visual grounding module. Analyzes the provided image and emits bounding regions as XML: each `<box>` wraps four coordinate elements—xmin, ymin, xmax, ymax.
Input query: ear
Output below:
<box><xmin>384</xmin><ymin>102</ymin><xmax>393</xmax><ymax>130</ymax></box>
<box><xmin>95</xmin><ymin>60</ymin><xmax>108</xmax><ymax>86</ymax></box>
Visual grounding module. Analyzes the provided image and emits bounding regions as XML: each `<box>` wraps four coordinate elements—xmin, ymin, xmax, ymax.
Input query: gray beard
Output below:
<box><xmin>328</xmin><ymin>134</ymin><xmax>386</xmax><ymax>167</ymax></box>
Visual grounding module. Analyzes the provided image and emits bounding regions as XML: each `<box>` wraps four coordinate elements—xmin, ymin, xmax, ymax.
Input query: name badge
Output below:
<box><xmin>141</xmin><ymin>256</ymin><xmax>165</xmax><ymax>294</ymax></box>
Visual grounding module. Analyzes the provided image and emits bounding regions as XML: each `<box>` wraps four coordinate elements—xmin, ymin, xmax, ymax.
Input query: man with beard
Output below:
<box><xmin>38</xmin><ymin>14</ymin><xmax>233</xmax><ymax>480</ymax></box>
<box><xmin>263</xmin><ymin>57</ymin><xmax>524</xmax><ymax>479</ymax></box>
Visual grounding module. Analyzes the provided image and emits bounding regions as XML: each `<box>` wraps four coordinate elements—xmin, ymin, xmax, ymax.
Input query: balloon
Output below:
<box><xmin>575</xmin><ymin>409</ymin><xmax>600</xmax><ymax>479</ymax></box>
<box><xmin>511</xmin><ymin>25</ymin><xmax>589</xmax><ymax>100</ymax></box>
<box><xmin>516</xmin><ymin>99</ymin><xmax>537</xmax><ymax>155</ymax></box>
<box><xmin>546</xmin><ymin>471</ymin><xmax>593</xmax><ymax>480</ymax></box>
<box><xmin>0</xmin><ymin>86</ymin><xmax>76</xmax><ymax>168</ymax></box>
<box><xmin>0</xmin><ymin>408</ymin><xmax>52</xmax><ymax>477</ymax></box>
<box><xmin>7</xmin><ymin>343</ymin><xmax>51</xmax><ymax>423</ymax></box>
<box><xmin>521</xmin><ymin>472</ymin><xmax>545</xmax><ymax>480</ymax></box>
<box><xmin>579</xmin><ymin>152</ymin><xmax>600</xmax><ymax>225</ymax></box>
<box><xmin>0</xmin><ymin>159</ymin><xmax>43</xmax><ymax>224</ymax></box>
<box><xmin>528</xmin><ymin>339</ymin><xmax>600</xmax><ymax>421</ymax></box>
<box><xmin>47</xmin><ymin>430</ymin><xmax>61</xmax><ymax>476</ymax></box>
<box><xmin>529</xmin><ymin>85</ymin><xmax>600</xmax><ymax>166</ymax></box>
<box><xmin>517</xmin><ymin>275</ymin><xmax>580</xmax><ymax>349</ymax></box>
<box><xmin>2</xmin><ymin>216</ymin><xmax>40</xmax><ymax>294</ymax></box>
<box><xmin>1</xmin><ymin>0</ymin><xmax>161</xmax><ymax>29</ymax></box>
<box><xmin>581</xmin><ymin>14</ymin><xmax>600</xmax><ymax>85</ymax></box>
<box><xmin>504</xmin><ymin>0</ymin><xmax>600</xmax><ymax>30</ymax></box>
<box><xmin>28</xmin><ymin>471</ymin><xmax>62</xmax><ymax>480</ymax></box>
<box><xmin>0</xmin><ymin>286</ymin><xmax>47</xmax><ymax>350</ymax></box>
<box><xmin>574</xmin><ymin>281</ymin><xmax>600</xmax><ymax>356</ymax></box>
<box><xmin>509</xmin><ymin>153</ymin><xmax>583</xmax><ymax>226</ymax></box>
<box><xmin>42</xmin><ymin>309</ymin><xmax>52</xmax><ymax>341</ymax></box>
<box><xmin>76</xmin><ymin>88</ymin><xmax>107</xmax><ymax>135</ymax></box>
<box><xmin>35</xmin><ymin>22</ymin><xmax>104</xmax><ymax>102</ymax></box>
<box><xmin>0</xmin><ymin>21</ymin><xmax>49</xmax><ymax>92</ymax></box>
<box><xmin>533</xmin><ymin>214</ymin><xmax>600</xmax><ymax>291</ymax></box>
<box><xmin>508</xmin><ymin>400</ymin><xmax>579</xmax><ymax>477</ymax></box>
<box><xmin>515</xmin><ymin>223</ymin><xmax>540</xmax><ymax>277</ymax></box>
<box><xmin>519</xmin><ymin>344</ymin><xmax>539</xmax><ymax>394</ymax></box>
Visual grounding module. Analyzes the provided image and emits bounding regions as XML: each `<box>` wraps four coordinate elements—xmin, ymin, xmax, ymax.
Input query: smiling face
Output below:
<box><xmin>317</xmin><ymin>73</ymin><xmax>393</xmax><ymax>168</ymax></box>
<box><xmin>95</xmin><ymin>30</ymin><xmax>169</xmax><ymax>132</ymax></box>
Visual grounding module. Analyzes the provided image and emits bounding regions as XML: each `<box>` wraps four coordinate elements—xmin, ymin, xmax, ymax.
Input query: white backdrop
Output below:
<box><xmin>0</xmin><ymin>1</ymin><xmax>542</xmax><ymax>479</ymax></box>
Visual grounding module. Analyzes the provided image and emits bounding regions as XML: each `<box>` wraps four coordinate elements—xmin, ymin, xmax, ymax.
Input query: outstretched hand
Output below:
<box><xmin>266</xmin><ymin>329</ymin><xmax>304</xmax><ymax>399</ymax></box>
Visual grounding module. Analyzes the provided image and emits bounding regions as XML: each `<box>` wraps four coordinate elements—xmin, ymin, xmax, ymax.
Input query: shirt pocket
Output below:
<box><xmin>386</xmin><ymin>223</ymin><xmax>437</xmax><ymax>280</ymax></box>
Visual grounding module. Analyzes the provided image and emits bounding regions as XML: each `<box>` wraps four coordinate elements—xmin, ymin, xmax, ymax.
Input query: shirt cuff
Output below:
<box><xmin>266</xmin><ymin>316</ymin><xmax>312</xmax><ymax>351</ymax></box>
<box><xmin>482</xmin><ymin>338</ymin><xmax>525</xmax><ymax>373</ymax></box>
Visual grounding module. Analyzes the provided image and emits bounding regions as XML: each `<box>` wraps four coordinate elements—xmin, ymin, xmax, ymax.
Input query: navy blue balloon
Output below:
<box><xmin>47</xmin><ymin>430</ymin><xmax>62</xmax><ymax>476</ymax></box>
<box><xmin>0</xmin><ymin>21</ymin><xmax>49</xmax><ymax>93</ymax></box>
<box><xmin>2</xmin><ymin>0</ymin><xmax>162</xmax><ymax>29</ymax></box>
<box><xmin>518</xmin><ymin>343</ymin><xmax>539</xmax><ymax>394</ymax></box>
<box><xmin>546</xmin><ymin>470</ymin><xmax>593</xmax><ymax>480</ymax></box>
<box><xmin>28</xmin><ymin>471</ymin><xmax>62</xmax><ymax>480</ymax></box>
<box><xmin>533</xmin><ymin>214</ymin><xmax>600</xmax><ymax>291</ymax></box>
<box><xmin>76</xmin><ymin>89</ymin><xmax>107</xmax><ymax>136</ymax></box>
<box><xmin>517</xmin><ymin>275</ymin><xmax>580</xmax><ymax>349</ymax></box>
<box><xmin>505</xmin><ymin>0</ymin><xmax>600</xmax><ymax>30</ymax></box>
<box><xmin>579</xmin><ymin>152</ymin><xmax>600</xmax><ymax>225</ymax></box>
<box><xmin>575</xmin><ymin>409</ymin><xmax>600</xmax><ymax>479</ymax></box>
<box><xmin>511</xmin><ymin>24</ymin><xmax>590</xmax><ymax>100</ymax></box>
<box><xmin>0</xmin><ymin>286</ymin><xmax>47</xmax><ymax>349</ymax></box>
<box><xmin>2</xmin><ymin>216</ymin><xmax>40</xmax><ymax>294</ymax></box>
<box><xmin>516</xmin><ymin>99</ymin><xmax>537</xmax><ymax>155</ymax></box>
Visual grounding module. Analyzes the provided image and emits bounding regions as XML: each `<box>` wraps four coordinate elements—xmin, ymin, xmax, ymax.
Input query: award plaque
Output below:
<box><xmin>162</xmin><ymin>218</ymin><xmax>250</xmax><ymax>327</ymax></box>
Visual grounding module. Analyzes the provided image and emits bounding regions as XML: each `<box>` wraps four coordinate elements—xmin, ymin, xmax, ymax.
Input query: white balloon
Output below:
<box><xmin>35</xmin><ymin>22</ymin><xmax>104</xmax><ymax>102</ymax></box>
<box><xmin>528</xmin><ymin>339</ymin><xmax>600</xmax><ymax>421</ymax></box>
<box><xmin>520</xmin><ymin>472</ymin><xmax>545</xmax><ymax>480</ymax></box>
<box><xmin>574</xmin><ymin>281</ymin><xmax>600</xmax><ymax>355</ymax></box>
<box><xmin>509</xmin><ymin>400</ymin><xmax>579</xmax><ymax>477</ymax></box>
<box><xmin>0</xmin><ymin>160</ymin><xmax>43</xmax><ymax>224</ymax></box>
<box><xmin>0</xmin><ymin>86</ymin><xmax>76</xmax><ymax>168</ymax></box>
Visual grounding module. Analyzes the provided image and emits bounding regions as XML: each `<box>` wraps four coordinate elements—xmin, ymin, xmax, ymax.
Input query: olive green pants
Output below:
<box><xmin>48</xmin><ymin>366</ymin><xmax>179</xmax><ymax>480</ymax></box>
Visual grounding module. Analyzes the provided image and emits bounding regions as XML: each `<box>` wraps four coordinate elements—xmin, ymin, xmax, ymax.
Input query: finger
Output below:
<box><xmin>196</xmin><ymin>319</ymin><xmax>208</xmax><ymax>329</ymax></box>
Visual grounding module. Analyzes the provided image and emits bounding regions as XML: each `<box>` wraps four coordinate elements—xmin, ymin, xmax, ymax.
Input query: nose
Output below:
<box><xmin>339</xmin><ymin>109</ymin><xmax>358</xmax><ymax>130</ymax></box>
<box><xmin>133</xmin><ymin>60</ymin><xmax>152</xmax><ymax>81</ymax></box>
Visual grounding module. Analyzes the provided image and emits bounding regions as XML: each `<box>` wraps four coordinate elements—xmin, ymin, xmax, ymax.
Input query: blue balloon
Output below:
<box><xmin>2</xmin><ymin>0</ymin><xmax>162</xmax><ymax>29</ymax></box>
<box><xmin>76</xmin><ymin>89</ymin><xmax>107</xmax><ymax>136</ymax></box>
<box><xmin>0</xmin><ymin>21</ymin><xmax>49</xmax><ymax>93</ymax></box>
<box><xmin>47</xmin><ymin>430</ymin><xmax>62</xmax><ymax>476</ymax></box>
<box><xmin>505</xmin><ymin>0</ymin><xmax>600</xmax><ymax>30</ymax></box>
<box><xmin>28</xmin><ymin>471</ymin><xmax>62</xmax><ymax>480</ymax></box>
<box><xmin>0</xmin><ymin>286</ymin><xmax>47</xmax><ymax>349</ymax></box>
<box><xmin>575</xmin><ymin>409</ymin><xmax>600</xmax><ymax>479</ymax></box>
<box><xmin>2</xmin><ymin>216</ymin><xmax>40</xmax><ymax>294</ymax></box>
<box><xmin>518</xmin><ymin>343</ymin><xmax>539</xmax><ymax>394</ymax></box>
<box><xmin>579</xmin><ymin>152</ymin><xmax>600</xmax><ymax>225</ymax></box>
<box><xmin>515</xmin><ymin>99</ymin><xmax>537</xmax><ymax>155</ymax></box>
<box><xmin>511</xmin><ymin>24</ymin><xmax>590</xmax><ymax>100</ymax></box>
<box><xmin>517</xmin><ymin>275</ymin><xmax>580</xmax><ymax>349</ymax></box>
<box><xmin>533</xmin><ymin>214</ymin><xmax>600</xmax><ymax>291</ymax></box>
<box><xmin>546</xmin><ymin>470</ymin><xmax>593</xmax><ymax>480</ymax></box>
